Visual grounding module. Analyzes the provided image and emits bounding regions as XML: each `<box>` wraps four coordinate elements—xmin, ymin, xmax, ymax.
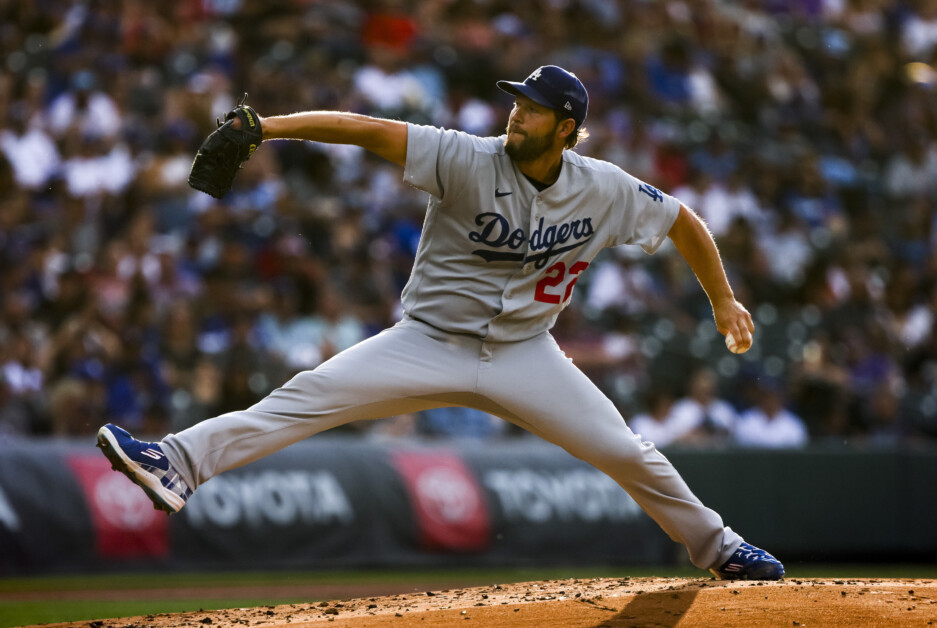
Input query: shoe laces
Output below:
<box><xmin>736</xmin><ymin>543</ymin><xmax>780</xmax><ymax>564</ymax></box>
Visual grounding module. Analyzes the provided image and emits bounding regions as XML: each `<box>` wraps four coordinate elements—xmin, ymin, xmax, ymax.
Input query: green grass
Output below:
<box><xmin>0</xmin><ymin>566</ymin><xmax>684</xmax><ymax>593</ymax></box>
<box><xmin>0</xmin><ymin>598</ymin><xmax>301</xmax><ymax>628</ymax></box>
<box><xmin>2</xmin><ymin>565</ymin><xmax>935</xmax><ymax>628</ymax></box>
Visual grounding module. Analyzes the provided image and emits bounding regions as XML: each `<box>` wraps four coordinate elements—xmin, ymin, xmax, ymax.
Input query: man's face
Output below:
<box><xmin>504</xmin><ymin>95</ymin><xmax>560</xmax><ymax>162</ymax></box>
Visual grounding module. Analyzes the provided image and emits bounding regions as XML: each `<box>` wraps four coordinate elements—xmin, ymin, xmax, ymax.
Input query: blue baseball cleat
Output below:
<box><xmin>710</xmin><ymin>542</ymin><xmax>785</xmax><ymax>580</ymax></box>
<box><xmin>96</xmin><ymin>423</ymin><xmax>191</xmax><ymax>514</ymax></box>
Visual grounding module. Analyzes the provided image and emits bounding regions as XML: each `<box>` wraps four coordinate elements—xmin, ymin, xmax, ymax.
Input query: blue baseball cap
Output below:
<box><xmin>497</xmin><ymin>65</ymin><xmax>589</xmax><ymax>129</ymax></box>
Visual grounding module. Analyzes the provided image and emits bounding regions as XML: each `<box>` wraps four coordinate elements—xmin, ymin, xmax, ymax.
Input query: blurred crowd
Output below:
<box><xmin>1</xmin><ymin>0</ymin><xmax>937</xmax><ymax>449</ymax></box>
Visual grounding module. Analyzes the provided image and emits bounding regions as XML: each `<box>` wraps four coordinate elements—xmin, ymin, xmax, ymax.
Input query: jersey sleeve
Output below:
<box><xmin>612</xmin><ymin>170</ymin><xmax>681</xmax><ymax>254</ymax></box>
<box><xmin>402</xmin><ymin>123</ymin><xmax>478</xmax><ymax>200</ymax></box>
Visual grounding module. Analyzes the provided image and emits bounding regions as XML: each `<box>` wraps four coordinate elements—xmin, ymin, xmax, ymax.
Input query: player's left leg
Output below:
<box><xmin>97</xmin><ymin>317</ymin><xmax>482</xmax><ymax>513</ymax></box>
<box><xmin>474</xmin><ymin>331</ymin><xmax>754</xmax><ymax>573</ymax></box>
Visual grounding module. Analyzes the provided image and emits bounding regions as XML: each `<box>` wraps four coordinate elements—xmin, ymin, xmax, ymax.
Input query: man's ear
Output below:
<box><xmin>556</xmin><ymin>118</ymin><xmax>576</xmax><ymax>143</ymax></box>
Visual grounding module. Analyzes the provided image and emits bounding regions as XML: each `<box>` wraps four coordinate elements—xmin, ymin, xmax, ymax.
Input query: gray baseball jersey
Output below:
<box><xmin>159</xmin><ymin>123</ymin><xmax>744</xmax><ymax>571</ymax></box>
<box><xmin>401</xmin><ymin>123</ymin><xmax>679</xmax><ymax>341</ymax></box>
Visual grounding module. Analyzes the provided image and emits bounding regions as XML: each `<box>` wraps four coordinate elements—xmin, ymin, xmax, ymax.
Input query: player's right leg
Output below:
<box><xmin>473</xmin><ymin>331</ymin><xmax>782</xmax><ymax>579</ymax></box>
<box><xmin>97</xmin><ymin>317</ymin><xmax>480</xmax><ymax>512</ymax></box>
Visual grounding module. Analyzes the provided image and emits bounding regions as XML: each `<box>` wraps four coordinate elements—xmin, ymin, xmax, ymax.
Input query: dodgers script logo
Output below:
<box><xmin>468</xmin><ymin>213</ymin><xmax>594</xmax><ymax>268</ymax></box>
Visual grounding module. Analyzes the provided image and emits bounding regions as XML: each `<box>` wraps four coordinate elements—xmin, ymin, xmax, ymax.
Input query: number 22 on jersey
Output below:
<box><xmin>534</xmin><ymin>261</ymin><xmax>590</xmax><ymax>304</ymax></box>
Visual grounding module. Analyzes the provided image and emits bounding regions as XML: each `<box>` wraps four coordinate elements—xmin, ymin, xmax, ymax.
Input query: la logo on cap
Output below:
<box><xmin>529</xmin><ymin>68</ymin><xmax>542</xmax><ymax>81</ymax></box>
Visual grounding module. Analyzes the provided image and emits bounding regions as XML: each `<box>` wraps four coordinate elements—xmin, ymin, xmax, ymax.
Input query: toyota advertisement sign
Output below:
<box><xmin>0</xmin><ymin>437</ymin><xmax>671</xmax><ymax>574</ymax></box>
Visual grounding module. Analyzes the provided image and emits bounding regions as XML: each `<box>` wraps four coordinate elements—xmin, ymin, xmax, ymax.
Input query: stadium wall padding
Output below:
<box><xmin>1</xmin><ymin>438</ymin><xmax>935</xmax><ymax>575</ymax></box>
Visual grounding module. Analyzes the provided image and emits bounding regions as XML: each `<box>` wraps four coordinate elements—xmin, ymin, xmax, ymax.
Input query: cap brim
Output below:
<box><xmin>496</xmin><ymin>80</ymin><xmax>556</xmax><ymax>110</ymax></box>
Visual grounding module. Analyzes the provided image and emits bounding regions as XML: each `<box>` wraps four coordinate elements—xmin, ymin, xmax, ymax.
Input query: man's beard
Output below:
<box><xmin>504</xmin><ymin>123</ymin><xmax>556</xmax><ymax>162</ymax></box>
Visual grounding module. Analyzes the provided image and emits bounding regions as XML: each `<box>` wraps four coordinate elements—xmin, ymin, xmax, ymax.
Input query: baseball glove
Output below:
<box><xmin>188</xmin><ymin>94</ymin><xmax>263</xmax><ymax>199</ymax></box>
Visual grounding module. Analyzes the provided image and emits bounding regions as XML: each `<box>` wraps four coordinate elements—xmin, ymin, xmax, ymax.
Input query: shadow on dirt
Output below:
<box><xmin>593</xmin><ymin>584</ymin><xmax>701</xmax><ymax>627</ymax></box>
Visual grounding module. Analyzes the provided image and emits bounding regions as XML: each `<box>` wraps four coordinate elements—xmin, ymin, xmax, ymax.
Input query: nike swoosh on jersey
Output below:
<box><xmin>495</xmin><ymin>188</ymin><xmax>512</xmax><ymax>197</ymax></box>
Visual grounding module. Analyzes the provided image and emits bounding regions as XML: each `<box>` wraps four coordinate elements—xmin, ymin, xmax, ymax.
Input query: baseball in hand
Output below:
<box><xmin>725</xmin><ymin>332</ymin><xmax>747</xmax><ymax>354</ymax></box>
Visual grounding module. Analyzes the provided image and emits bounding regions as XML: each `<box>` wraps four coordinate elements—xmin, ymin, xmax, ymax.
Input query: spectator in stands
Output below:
<box><xmin>255</xmin><ymin>283</ymin><xmax>323</xmax><ymax>373</ymax></box>
<box><xmin>733</xmin><ymin>378</ymin><xmax>809</xmax><ymax>449</ymax></box>
<box><xmin>307</xmin><ymin>283</ymin><xmax>367</xmax><ymax>363</ymax></box>
<box><xmin>883</xmin><ymin>137</ymin><xmax>937</xmax><ymax>203</ymax></box>
<box><xmin>0</xmin><ymin>372</ymin><xmax>33</xmax><ymax>437</ymax></box>
<box><xmin>791</xmin><ymin>330</ymin><xmax>852</xmax><ymax>441</ymax></box>
<box><xmin>668</xmin><ymin>367</ymin><xmax>738</xmax><ymax>447</ymax></box>
<box><xmin>629</xmin><ymin>388</ymin><xmax>682</xmax><ymax>449</ymax></box>
<box><xmin>900</xmin><ymin>0</ymin><xmax>937</xmax><ymax>60</ymax></box>
<box><xmin>47</xmin><ymin>71</ymin><xmax>121</xmax><ymax>140</ymax></box>
<box><xmin>862</xmin><ymin>381</ymin><xmax>917</xmax><ymax>447</ymax></box>
<box><xmin>585</xmin><ymin>247</ymin><xmax>664</xmax><ymax>319</ymax></box>
<box><xmin>0</xmin><ymin>103</ymin><xmax>60</xmax><ymax>191</ymax></box>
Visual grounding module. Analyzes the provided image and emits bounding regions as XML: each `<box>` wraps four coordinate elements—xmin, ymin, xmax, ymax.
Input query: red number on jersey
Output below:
<box><xmin>534</xmin><ymin>262</ymin><xmax>565</xmax><ymax>304</ymax></box>
<box><xmin>563</xmin><ymin>261</ymin><xmax>590</xmax><ymax>302</ymax></box>
<box><xmin>534</xmin><ymin>261</ymin><xmax>590</xmax><ymax>304</ymax></box>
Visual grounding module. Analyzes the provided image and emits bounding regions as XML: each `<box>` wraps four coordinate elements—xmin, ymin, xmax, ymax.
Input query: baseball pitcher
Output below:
<box><xmin>98</xmin><ymin>66</ymin><xmax>782</xmax><ymax>580</ymax></box>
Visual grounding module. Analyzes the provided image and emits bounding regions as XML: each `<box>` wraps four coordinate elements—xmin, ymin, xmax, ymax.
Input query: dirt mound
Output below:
<box><xmin>27</xmin><ymin>577</ymin><xmax>937</xmax><ymax>627</ymax></box>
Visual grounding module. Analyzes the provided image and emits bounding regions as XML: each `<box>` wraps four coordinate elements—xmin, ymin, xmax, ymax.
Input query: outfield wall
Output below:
<box><xmin>0</xmin><ymin>437</ymin><xmax>935</xmax><ymax>575</ymax></box>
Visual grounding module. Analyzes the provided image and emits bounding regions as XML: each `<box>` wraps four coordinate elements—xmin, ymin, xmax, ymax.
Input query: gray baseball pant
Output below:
<box><xmin>161</xmin><ymin>316</ymin><xmax>742</xmax><ymax>569</ymax></box>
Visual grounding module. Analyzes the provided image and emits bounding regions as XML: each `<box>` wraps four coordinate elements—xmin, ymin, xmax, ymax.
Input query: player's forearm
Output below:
<box><xmin>260</xmin><ymin>112</ymin><xmax>408</xmax><ymax>166</ymax></box>
<box><xmin>667</xmin><ymin>204</ymin><xmax>735</xmax><ymax>307</ymax></box>
<box><xmin>261</xmin><ymin>111</ymin><xmax>376</xmax><ymax>142</ymax></box>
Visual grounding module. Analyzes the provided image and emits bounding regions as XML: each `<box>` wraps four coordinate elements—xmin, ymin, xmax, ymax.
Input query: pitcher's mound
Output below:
<box><xmin>32</xmin><ymin>577</ymin><xmax>937</xmax><ymax>627</ymax></box>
